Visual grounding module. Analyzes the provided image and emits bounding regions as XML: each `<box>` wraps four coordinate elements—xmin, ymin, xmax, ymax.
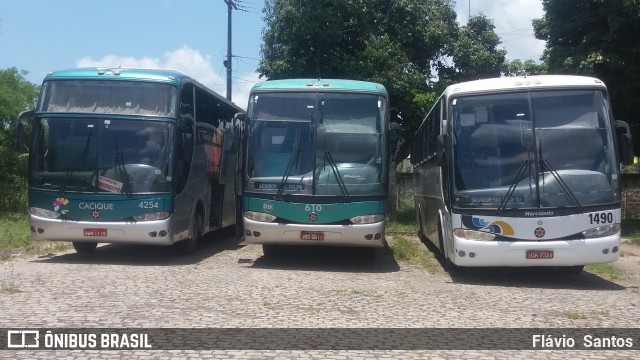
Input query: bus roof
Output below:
<box><xmin>43</xmin><ymin>68</ymin><xmax>189</xmax><ymax>85</ymax></box>
<box><xmin>251</xmin><ymin>78</ymin><xmax>387</xmax><ymax>94</ymax></box>
<box><xmin>443</xmin><ymin>75</ymin><xmax>607</xmax><ymax>98</ymax></box>
<box><xmin>42</xmin><ymin>67</ymin><xmax>244</xmax><ymax>112</ymax></box>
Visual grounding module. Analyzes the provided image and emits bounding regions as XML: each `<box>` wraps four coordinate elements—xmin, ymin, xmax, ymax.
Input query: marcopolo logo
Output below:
<box><xmin>524</xmin><ymin>211</ymin><xmax>554</xmax><ymax>217</ymax></box>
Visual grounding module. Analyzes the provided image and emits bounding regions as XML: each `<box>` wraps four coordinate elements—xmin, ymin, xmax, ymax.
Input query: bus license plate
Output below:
<box><xmin>300</xmin><ymin>231</ymin><xmax>324</xmax><ymax>241</ymax></box>
<box><xmin>84</xmin><ymin>228</ymin><xmax>107</xmax><ymax>237</ymax></box>
<box><xmin>526</xmin><ymin>249</ymin><xmax>553</xmax><ymax>259</ymax></box>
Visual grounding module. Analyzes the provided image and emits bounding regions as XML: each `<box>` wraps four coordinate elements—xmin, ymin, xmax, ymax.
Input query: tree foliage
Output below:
<box><xmin>533</xmin><ymin>0</ymin><xmax>640</xmax><ymax>151</ymax></box>
<box><xmin>437</xmin><ymin>14</ymin><xmax>507</xmax><ymax>83</ymax></box>
<box><xmin>0</xmin><ymin>68</ymin><xmax>39</xmax><ymax>213</ymax></box>
<box><xmin>259</xmin><ymin>0</ymin><xmax>459</xmax><ymax>134</ymax></box>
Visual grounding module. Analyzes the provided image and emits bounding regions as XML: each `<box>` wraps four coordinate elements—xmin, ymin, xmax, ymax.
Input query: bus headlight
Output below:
<box><xmin>454</xmin><ymin>228</ymin><xmax>496</xmax><ymax>241</ymax></box>
<box><xmin>244</xmin><ymin>211</ymin><xmax>276</xmax><ymax>223</ymax></box>
<box><xmin>582</xmin><ymin>223</ymin><xmax>620</xmax><ymax>239</ymax></box>
<box><xmin>350</xmin><ymin>214</ymin><xmax>385</xmax><ymax>224</ymax></box>
<box><xmin>30</xmin><ymin>207</ymin><xmax>60</xmax><ymax>219</ymax></box>
<box><xmin>133</xmin><ymin>212</ymin><xmax>171</xmax><ymax>221</ymax></box>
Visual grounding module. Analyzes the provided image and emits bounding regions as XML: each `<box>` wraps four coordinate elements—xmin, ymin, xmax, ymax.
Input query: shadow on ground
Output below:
<box><xmin>249</xmin><ymin>245</ymin><xmax>401</xmax><ymax>274</ymax></box>
<box><xmin>31</xmin><ymin>226</ymin><xmax>241</xmax><ymax>266</ymax></box>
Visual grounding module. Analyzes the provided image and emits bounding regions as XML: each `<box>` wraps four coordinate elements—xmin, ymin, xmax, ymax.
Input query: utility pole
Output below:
<box><xmin>223</xmin><ymin>0</ymin><xmax>238</xmax><ymax>101</ymax></box>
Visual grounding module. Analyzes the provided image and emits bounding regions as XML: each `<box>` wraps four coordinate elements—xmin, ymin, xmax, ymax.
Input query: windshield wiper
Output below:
<box><xmin>538</xmin><ymin>140</ymin><xmax>582</xmax><ymax>212</ymax></box>
<box><xmin>276</xmin><ymin>128</ymin><xmax>301</xmax><ymax>200</ymax></box>
<box><xmin>59</xmin><ymin>127</ymin><xmax>93</xmax><ymax>196</ymax></box>
<box><xmin>114</xmin><ymin>149</ymin><xmax>134</xmax><ymax>198</ymax></box>
<box><xmin>497</xmin><ymin>159</ymin><xmax>531</xmax><ymax>214</ymax></box>
<box><xmin>540</xmin><ymin>158</ymin><xmax>582</xmax><ymax>212</ymax></box>
<box><xmin>323</xmin><ymin>150</ymin><xmax>350</xmax><ymax>201</ymax></box>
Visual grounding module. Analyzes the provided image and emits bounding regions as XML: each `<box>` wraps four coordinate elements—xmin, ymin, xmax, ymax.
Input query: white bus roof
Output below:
<box><xmin>443</xmin><ymin>75</ymin><xmax>607</xmax><ymax>98</ymax></box>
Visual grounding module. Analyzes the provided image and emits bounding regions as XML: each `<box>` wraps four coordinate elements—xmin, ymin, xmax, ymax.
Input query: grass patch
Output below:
<box><xmin>386</xmin><ymin>200</ymin><xmax>417</xmax><ymax>234</ymax></box>
<box><xmin>564</xmin><ymin>311</ymin><xmax>584</xmax><ymax>320</ymax></box>
<box><xmin>622</xmin><ymin>219</ymin><xmax>640</xmax><ymax>246</ymax></box>
<box><xmin>388</xmin><ymin>235</ymin><xmax>439</xmax><ymax>274</ymax></box>
<box><xmin>0</xmin><ymin>213</ymin><xmax>72</xmax><ymax>261</ymax></box>
<box><xmin>585</xmin><ymin>263</ymin><xmax>626</xmax><ymax>281</ymax></box>
<box><xmin>1</xmin><ymin>264</ymin><xmax>21</xmax><ymax>293</ymax></box>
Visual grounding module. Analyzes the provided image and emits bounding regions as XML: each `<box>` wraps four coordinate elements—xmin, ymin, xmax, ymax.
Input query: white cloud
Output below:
<box><xmin>456</xmin><ymin>0</ymin><xmax>546</xmax><ymax>61</ymax></box>
<box><xmin>76</xmin><ymin>45</ymin><xmax>257</xmax><ymax>109</ymax></box>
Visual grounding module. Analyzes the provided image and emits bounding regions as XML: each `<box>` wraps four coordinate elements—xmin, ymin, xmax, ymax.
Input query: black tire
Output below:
<box><xmin>262</xmin><ymin>244</ymin><xmax>281</xmax><ymax>257</ymax></box>
<box><xmin>360</xmin><ymin>247</ymin><xmax>377</xmax><ymax>261</ymax></box>
<box><xmin>176</xmin><ymin>212</ymin><xmax>202</xmax><ymax>255</ymax></box>
<box><xmin>561</xmin><ymin>265</ymin><xmax>584</xmax><ymax>275</ymax></box>
<box><xmin>417</xmin><ymin>208</ymin><xmax>426</xmax><ymax>241</ymax></box>
<box><xmin>72</xmin><ymin>242</ymin><xmax>97</xmax><ymax>254</ymax></box>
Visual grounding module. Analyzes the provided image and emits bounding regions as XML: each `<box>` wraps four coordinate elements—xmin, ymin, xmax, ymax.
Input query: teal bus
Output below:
<box><xmin>16</xmin><ymin>68</ymin><xmax>243</xmax><ymax>254</ymax></box>
<box><xmin>237</xmin><ymin>79</ymin><xmax>392</xmax><ymax>257</ymax></box>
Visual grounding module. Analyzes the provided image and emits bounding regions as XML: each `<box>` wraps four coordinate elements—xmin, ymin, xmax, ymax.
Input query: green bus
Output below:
<box><xmin>16</xmin><ymin>68</ymin><xmax>243</xmax><ymax>254</ymax></box>
<box><xmin>237</xmin><ymin>79</ymin><xmax>392</xmax><ymax>257</ymax></box>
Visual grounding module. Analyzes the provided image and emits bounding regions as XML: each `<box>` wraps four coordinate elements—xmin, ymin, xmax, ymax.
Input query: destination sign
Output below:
<box><xmin>256</xmin><ymin>182</ymin><xmax>305</xmax><ymax>191</ymax></box>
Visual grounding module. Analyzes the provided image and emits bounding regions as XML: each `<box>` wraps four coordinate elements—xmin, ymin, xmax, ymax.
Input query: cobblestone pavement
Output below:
<box><xmin>1</xmin><ymin>228</ymin><xmax>639</xmax><ymax>359</ymax></box>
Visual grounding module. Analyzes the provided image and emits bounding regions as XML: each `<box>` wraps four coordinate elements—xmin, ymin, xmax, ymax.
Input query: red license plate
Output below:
<box><xmin>83</xmin><ymin>228</ymin><xmax>107</xmax><ymax>237</ymax></box>
<box><xmin>526</xmin><ymin>249</ymin><xmax>554</xmax><ymax>259</ymax></box>
<box><xmin>300</xmin><ymin>231</ymin><xmax>324</xmax><ymax>241</ymax></box>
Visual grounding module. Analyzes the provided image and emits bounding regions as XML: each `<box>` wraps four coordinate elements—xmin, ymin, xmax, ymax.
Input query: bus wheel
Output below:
<box><xmin>262</xmin><ymin>244</ymin><xmax>281</xmax><ymax>257</ymax></box>
<box><xmin>176</xmin><ymin>213</ymin><xmax>202</xmax><ymax>255</ymax></box>
<box><xmin>72</xmin><ymin>242</ymin><xmax>97</xmax><ymax>254</ymax></box>
<box><xmin>561</xmin><ymin>265</ymin><xmax>584</xmax><ymax>275</ymax></box>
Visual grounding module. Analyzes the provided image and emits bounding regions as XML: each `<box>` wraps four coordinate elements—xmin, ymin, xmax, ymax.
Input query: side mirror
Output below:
<box><xmin>14</xmin><ymin>110</ymin><xmax>34</xmax><ymax>151</ymax></box>
<box><xmin>615</xmin><ymin>120</ymin><xmax>634</xmax><ymax>165</ymax></box>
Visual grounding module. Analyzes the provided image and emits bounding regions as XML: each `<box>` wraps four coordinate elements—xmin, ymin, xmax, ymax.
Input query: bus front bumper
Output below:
<box><xmin>242</xmin><ymin>218</ymin><xmax>386</xmax><ymax>247</ymax></box>
<box><xmin>452</xmin><ymin>234</ymin><xmax>621</xmax><ymax>267</ymax></box>
<box><xmin>28</xmin><ymin>214</ymin><xmax>174</xmax><ymax>245</ymax></box>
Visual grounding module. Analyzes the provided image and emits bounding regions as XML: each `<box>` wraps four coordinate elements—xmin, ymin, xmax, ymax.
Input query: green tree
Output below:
<box><xmin>533</xmin><ymin>0</ymin><xmax>640</xmax><ymax>151</ymax></box>
<box><xmin>0</xmin><ymin>67</ymin><xmax>39</xmax><ymax>213</ymax></box>
<box><xmin>503</xmin><ymin>59</ymin><xmax>548</xmax><ymax>76</ymax></box>
<box><xmin>437</xmin><ymin>14</ymin><xmax>507</xmax><ymax>83</ymax></box>
<box><xmin>258</xmin><ymin>0</ymin><xmax>459</xmax><ymax>134</ymax></box>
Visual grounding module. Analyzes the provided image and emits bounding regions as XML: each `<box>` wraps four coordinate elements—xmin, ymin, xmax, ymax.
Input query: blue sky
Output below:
<box><xmin>0</xmin><ymin>0</ymin><xmax>544</xmax><ymax>109</ymax></box>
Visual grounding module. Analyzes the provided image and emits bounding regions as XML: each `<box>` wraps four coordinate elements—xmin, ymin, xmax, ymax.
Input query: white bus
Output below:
<box><xmin>410</xmin><ymin>75</ymin><xmax>633</xmax><ymax>273</ymax></box>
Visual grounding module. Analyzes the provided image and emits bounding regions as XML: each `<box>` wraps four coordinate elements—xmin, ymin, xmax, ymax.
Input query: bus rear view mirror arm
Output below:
<box><xmin>14</xmin><ymin>109</ymin><xmax>34</xmax><ymax>151</ymax></box>
<box><xmin>436</xmin><ymin>134</ymin><xmax>445</xmax><ymax>166</ymax></box>
<box><xmin>615</xmin><ymin>120</ymin><xmax>634</xmax><ymax>165</ymax></box>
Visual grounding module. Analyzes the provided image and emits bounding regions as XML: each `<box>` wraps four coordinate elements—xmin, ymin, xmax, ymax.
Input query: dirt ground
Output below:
<box><xmin>617</xmin><ymin>241</ymin><xmax>640</xmax><ymax>278</ymax></box>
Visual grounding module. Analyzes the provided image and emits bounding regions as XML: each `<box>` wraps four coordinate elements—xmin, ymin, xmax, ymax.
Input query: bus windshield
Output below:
<box><xmin>38</xmin><ymin>80</ymin><xmax>177</xmax><ymax>117</ymax></box>
<box><xmin>452</xmin><ymin>89</ymin><xmax>619</xmax><ymax>210</ymax></box>
<box><xmin>30</xmin><ymin>118</ymin><xmax>174</xmax><ymax>194</ymax></box>
<box><xmin>246</xmin><ymin>92</ymin><xmax>386</xmax><ymax>197</ymax></box>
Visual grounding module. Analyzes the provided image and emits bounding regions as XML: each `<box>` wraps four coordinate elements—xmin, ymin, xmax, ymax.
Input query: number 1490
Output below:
<box><xmin>588</xmin><ymin>212</ymin><xmax>613</xmax><ymax>224</ymax></box>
